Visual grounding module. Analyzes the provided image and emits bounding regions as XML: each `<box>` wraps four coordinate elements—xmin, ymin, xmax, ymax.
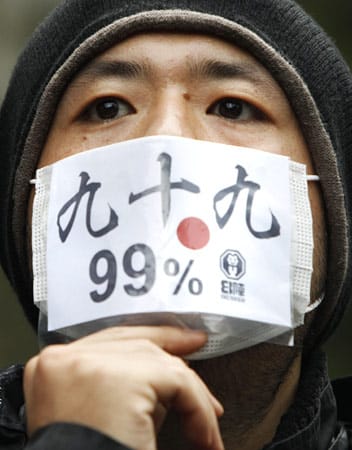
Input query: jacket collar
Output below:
<box><xmin>0</xmin><ymin>365</ymin><xmax>25</xmax><ymax>433</ymax></box>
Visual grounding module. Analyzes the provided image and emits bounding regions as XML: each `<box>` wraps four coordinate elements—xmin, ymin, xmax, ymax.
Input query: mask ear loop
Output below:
<box><xmin>304</xmin><ymin>173</ymin><xmax>323</xmax><ymax>313</ymax></box>
<box><xmin>306</xmin><ymin>292</ymin><xmax>324</xmax><ymax>313</ymax></box>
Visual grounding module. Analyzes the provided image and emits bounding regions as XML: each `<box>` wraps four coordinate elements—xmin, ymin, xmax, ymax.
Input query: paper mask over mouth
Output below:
<box><xmin>31</xmin><ymin>135</ymin><xmax>319</xmax><ymax>359</ymax></box>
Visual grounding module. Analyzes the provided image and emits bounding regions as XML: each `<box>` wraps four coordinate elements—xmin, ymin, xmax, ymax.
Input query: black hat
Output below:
<box><xmin>1</xmin><ymin>0</ymin><xmax>352</xmax><ymax>348</ymax></box>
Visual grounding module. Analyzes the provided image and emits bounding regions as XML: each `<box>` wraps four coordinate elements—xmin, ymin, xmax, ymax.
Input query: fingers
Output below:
<box><xmin>150</xmin><ymin>356</ymin><xmax>224</xmax><ymax>450</ymax></box>
<box><xmin>72</xmin><ymin>325</ymin><xmax>208</xmax><ymax>356</ymax></box>
<box><xmin>24</xmin><ymin>327</ymin><xmax>224</xmax><ymax>450</ymax></box>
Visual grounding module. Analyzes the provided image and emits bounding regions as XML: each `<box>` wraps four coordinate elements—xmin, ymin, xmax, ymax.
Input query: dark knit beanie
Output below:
<box><xmin>1</xmin><ymin>0</ymin><xmax>352</xmax><ymax>350</ymax></box>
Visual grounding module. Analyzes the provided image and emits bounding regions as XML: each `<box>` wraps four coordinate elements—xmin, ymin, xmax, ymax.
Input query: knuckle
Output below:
<box><xmin>96</xmin><ymin>326</ymin><xmax>146</xmax><ymax>340</ymax></box>
<box><xmin>132</xmin><ymin>338</ymin><xmax>162</xmax><ymax>355</ymax></box>
<box><xmin>34</xmin><ymin>345</ymin><xmax>69</xmax><ymax>375</ymax></box>
<box><xmin>39</xmin><ymin>344</ymin><xmax>66</xmax><ymax>362</ymax></box>
<box><xmin>168</xmin><ymin>356</ymin><xmax>190</xmax><ymax>382</ymax></box>
<box><xmin>170</xmin><ymin>354</ymin><xmax>188</xmax><ymax>369</ymax></box>
<box><xmin>24</xmin><ymin>355</ymin><xmax>37</xmax><ymax>373</ymax></box>
<box><xmin>23</xmin><ymin>356</ymin><xmax>38</xmax><ymax>384</ymax></box>
<box><xmin>34</xmin><ymin>345</ymin><xmax>101</xmax><ymax>383</ymax></box>
<box><xmin>97</xmin><ymin>326</ymin><xmax>128</xmax><ymax>338</ymax></box>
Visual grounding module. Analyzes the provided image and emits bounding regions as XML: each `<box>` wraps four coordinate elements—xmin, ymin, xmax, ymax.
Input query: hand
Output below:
<box><xmin>24</xmin><ymin>326</ymin><xmax>224</xmax><ymax>450</ymax></box>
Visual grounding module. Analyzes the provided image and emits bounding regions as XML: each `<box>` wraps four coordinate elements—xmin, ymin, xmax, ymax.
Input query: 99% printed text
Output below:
<box><xmin>89</xmin><ymin>243</ymin><xmax>203</xmax><ymax>303</ymax></box>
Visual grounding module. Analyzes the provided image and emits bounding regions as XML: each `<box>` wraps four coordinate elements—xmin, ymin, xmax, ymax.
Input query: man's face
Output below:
<box><xmin>39</xmin><ymin>31</ymin><xmax>325</xmax><ymax>298</ymax></box>
<box><xmin>36</xmin><ymin>33</ymin><xmax>326</xmax><ymax>445</ymax></box>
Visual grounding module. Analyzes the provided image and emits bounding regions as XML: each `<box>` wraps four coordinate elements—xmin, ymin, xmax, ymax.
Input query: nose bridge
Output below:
<box><xmin>144</xmin><ymin>86</ymin><xmax>195</xmax><ymax>138</ymax></box>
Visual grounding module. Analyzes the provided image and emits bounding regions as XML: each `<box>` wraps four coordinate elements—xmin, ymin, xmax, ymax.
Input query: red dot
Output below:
<box><xmin>177</xmin><ymin>217</ymin><xmax>210</xmax><ymax>250</ymax></box>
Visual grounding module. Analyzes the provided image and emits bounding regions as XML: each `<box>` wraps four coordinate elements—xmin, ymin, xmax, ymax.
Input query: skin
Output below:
<box><xmin>25</xmin><ymin>33</ymin><xmax>326</xmax><ymax>450</ymax></box>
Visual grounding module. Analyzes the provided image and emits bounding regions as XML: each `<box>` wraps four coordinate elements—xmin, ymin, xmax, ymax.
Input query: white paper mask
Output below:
<box><xmin>31</xmin><ymin>136</ymin><xmax>321</xmax><ymax>358</ymax></box>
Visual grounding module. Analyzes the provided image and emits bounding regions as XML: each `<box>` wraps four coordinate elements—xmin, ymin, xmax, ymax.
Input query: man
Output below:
<box><xmin>0</xmin><ymin>1</ymin><xmax>351</xmax><ymax>449</ymax></box>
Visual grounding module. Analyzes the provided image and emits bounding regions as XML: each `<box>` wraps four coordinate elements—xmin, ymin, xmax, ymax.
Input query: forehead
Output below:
<box><xmin>71</xmin><ymin>32</ymin><xmax>280</xmax><ymax>92</ymax></box>
<box><xmin>95</xmin><ymin>31</ymin><xmax>259</xmax><ymax>61</ymax></box>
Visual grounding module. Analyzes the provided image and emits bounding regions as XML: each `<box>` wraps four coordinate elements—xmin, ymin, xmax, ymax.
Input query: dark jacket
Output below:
<box><xmin>0</xmin><ymin>351</ymin><xmax>350</xmax><ymax>450</ymax></box>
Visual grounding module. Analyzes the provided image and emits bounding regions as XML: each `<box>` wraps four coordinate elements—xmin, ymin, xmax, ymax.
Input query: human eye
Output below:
<box><xmin>207</xmin><ymin>97</ymin><xmax>266</xmax><ymax>121</ymax></box>
<box><xmin>79</xmin><ymin>96</ymin><xmax>135</xmax><ymax>122</ymax></box>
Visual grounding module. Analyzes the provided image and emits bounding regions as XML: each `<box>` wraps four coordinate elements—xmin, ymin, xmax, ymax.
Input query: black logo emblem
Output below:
<box><xmin>220</xmin><ymin>250</ymin><xmax>246</xmax><ymax>281</ymax></box>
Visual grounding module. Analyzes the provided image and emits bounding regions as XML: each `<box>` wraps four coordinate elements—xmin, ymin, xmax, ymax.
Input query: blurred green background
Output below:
<box><xmin>0</xmin><ymin>0</ymin><xmax>351</xmax><ymax>375</ymax></box>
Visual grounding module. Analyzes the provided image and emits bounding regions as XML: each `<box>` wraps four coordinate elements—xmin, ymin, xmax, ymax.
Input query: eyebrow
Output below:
<box><xmin>188</xmin><ymin>59</ymin><xmax>276</xmax><ymax>90</ymax></box>
<box><xmin>73</xmin><ymin>57</ymin><xmax>275</xmax><ymax>90</ymax></box>
<box><xmin>73</xmin><ymin>60</ymin><xmax>153</xmax><ymax>85</ymax></box>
